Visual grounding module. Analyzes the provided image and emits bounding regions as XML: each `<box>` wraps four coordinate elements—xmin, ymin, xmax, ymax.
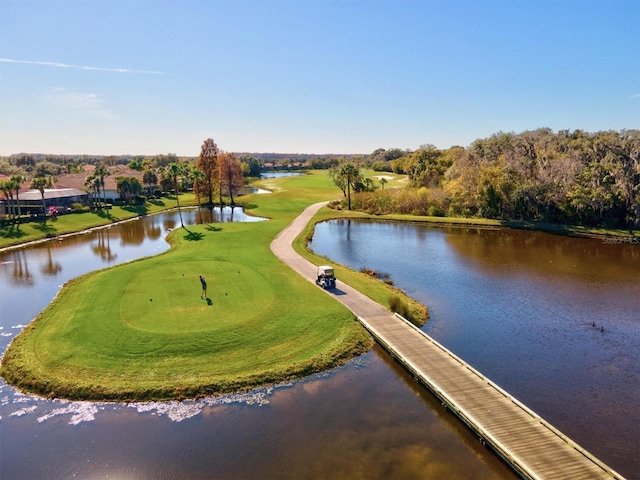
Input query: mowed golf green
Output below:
<box><xmin>1</xmin><ymin>172</ymin><xmax>374</xmax><ymax>401</ymax></box>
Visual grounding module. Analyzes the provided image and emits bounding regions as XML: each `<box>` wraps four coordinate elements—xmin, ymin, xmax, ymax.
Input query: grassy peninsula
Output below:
<box><xmin>1</xmin><ymin>172</ymin><xmax>400</xmax><ymax>401</ymax></box>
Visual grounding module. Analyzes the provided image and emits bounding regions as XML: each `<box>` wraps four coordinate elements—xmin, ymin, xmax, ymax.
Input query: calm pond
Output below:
<box><xmin>310</xmin><ymin>219</ymin><xmax>640</xmax><ymax>478</ymax></box>
<box><xmin>0</xmin><ymin>212</ymin><xmax>637</xmax><ymax>478</ymax></box>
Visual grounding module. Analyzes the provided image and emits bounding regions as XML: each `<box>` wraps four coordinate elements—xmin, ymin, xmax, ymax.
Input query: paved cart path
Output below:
<box><xmin>270</xmin><ymin>202</ymin><xmax>625</xmax><ymax>480</ymax></box>
<box><xmin>270</xmin><ymin>202</ymin><xmax>390</xmax><ymax>318</ymax></box>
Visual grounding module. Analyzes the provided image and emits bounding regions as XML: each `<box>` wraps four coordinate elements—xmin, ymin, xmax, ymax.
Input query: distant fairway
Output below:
<box><xmin>0</xmin><ymin>172</ymin><xmax>375</xmax><ymax>401</ymax></box>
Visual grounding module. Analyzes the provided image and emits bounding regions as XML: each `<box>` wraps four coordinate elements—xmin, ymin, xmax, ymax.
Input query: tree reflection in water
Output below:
<box><xmin>10</xmin><ymin>250</ymin><xmax>34</xmax><ymax>287</ymax></box>
<box><xmin>195</xmin><ymin>205</ymin><xmax>258</xmax><ymax>223</ymax></box>
<box><xmin>119</xmin><ymin>219</ymin><xmax>146</xmax><ymax>246</ymax></box>
<box><xmin>195</xmin><ymin>207</ymin><xmax>212</xmax><ymax>224</ymax></box>
<box><xmin>41</xmin><ymin>245</ymin><xmax>62</xmax><ymax>277</ymax></box>
<box><xmin>91</xmin><ymin>228</ymin><xmax>117</xmax><ymax>262</ymax></box>
<box><xmin>163</xmin><ymin>218</ymin><xmax>177</xmax><ymax>231</ymax></box>
<box><xmin>144</xmin><ymin>217</ymin><xmax>162</xmax><ymax>240</ymax></box>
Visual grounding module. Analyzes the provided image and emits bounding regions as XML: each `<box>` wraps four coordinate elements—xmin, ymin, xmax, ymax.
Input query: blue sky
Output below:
<box><xmin>1</xmin><ymin>0</ymin><xmax>638</xmax><ymax>156</ymax></box>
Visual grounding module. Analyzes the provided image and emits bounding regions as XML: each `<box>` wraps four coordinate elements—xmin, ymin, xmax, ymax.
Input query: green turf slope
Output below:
<box><xmin>1</xmin><ymin>172</ymin><xmax>373</xmax><ymax>401</ymax></box>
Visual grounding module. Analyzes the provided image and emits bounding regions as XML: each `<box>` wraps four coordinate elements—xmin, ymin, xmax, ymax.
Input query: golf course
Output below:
<box><xmin>1</xmin><ymin>171</ymin><xmax>424</xmax><ymax>401</ymax></box>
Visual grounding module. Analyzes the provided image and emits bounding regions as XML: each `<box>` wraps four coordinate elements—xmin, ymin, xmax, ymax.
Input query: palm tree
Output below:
<box><xmin>379</xmin><ymin>177</ymin><xmax>388</xmax><ymax>191</ymax></box>
<box><xmin>167</xmin><ymin>162</ymin><xmax>185</xmax><ymax>227</ymax></box>
<box><xmin>30</xmin><ymin>176</ymin><xmax>54</xmax><ymax>222</ymax></box>
<box><xmin>94</xmin><ymin>164</ymin><xmax>109</xmax><ymax>208</ymax></box>
<box><xmin>190</xmin><ymin>167</ymin><xmax>205</xmax><ymax>206</ymax></box>
<box><xmin>0</xmin><ymin>179</ymin><xmax>14</xmax><ymax>221</ymax></box>
<box><xmin>340</xmin><ymin>163</ymin><xmax>359</xmax><ymax>210</ymax></box>
<box><xmin>142</xmin><ymin>169</ymin><xmax>158</xmax><ymax>196</ymax></box>
<box><xmin>84</xmin><ymin>174</ymin><xmax>97</xmax><ymax>209</ymax></box>
<box><xmin>11</xmin><ymin>174</ymin><xmax>26</xmax><ymax>221</ymax></box>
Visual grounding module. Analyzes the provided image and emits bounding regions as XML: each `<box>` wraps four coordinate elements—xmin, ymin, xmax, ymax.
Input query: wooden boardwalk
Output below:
<box><xmin>271</xmin><ymin>202</ymin><xmax>626</xmax><ymax>480</ymax></box>
<box><xmin>359</xmin><ymin>313</ymin><xmax>625</xmax><ymax>480</ymax></box>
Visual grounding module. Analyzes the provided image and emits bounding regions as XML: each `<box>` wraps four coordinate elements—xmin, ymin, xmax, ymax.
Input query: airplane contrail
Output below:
<box><xmin>0</xmin><ymin>57</ymin><xmax>163</xmax><ymax>74</ymax></box>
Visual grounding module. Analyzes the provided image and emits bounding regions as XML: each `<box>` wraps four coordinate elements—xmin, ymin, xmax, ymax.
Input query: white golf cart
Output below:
<box><xmin>315</xmin><ymin>265</ymin><xmax>336</xmax><ymax>290</ymax></box>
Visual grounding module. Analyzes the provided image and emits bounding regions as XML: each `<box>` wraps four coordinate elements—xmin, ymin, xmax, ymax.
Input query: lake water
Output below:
<box><xmin>309</xmin><ymin>219</ymin><xmax>640</xmax><ymax>478</ymax></box>
<box><xmin>1</xmin><ymin>213</ymin><xmax>637</xmax><ymax>478</ymax></box>
<box><xmin>260</xmin><ymin>171</ymin><xmax>305</xmax><ymax>178</ymax></box>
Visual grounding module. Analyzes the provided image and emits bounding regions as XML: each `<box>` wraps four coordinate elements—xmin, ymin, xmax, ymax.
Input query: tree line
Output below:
<box><xmin>0</xmin><ymin>138</ymin><xmax>247</xmax><ymax>223</ymax></box>
<box><xmin>345</xmin><ymin>129</ymin><xmax>639</xmax><ymax>229</ymax></box>
<box><xmin>4</xmin><ymin>129</ymin><xmax>639</xmax><ymax>229</ymax></box>
<box><xmin>1</xmin><ymin>151</ymin><xmax>370</xmax><ymax>178</ymax></box>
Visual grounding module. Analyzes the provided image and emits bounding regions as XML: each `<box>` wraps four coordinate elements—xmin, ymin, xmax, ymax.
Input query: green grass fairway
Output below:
<box><xmin>1</xmin><ymin>172</ymin><xmax>373</xmax><ymax>401</ymax></box>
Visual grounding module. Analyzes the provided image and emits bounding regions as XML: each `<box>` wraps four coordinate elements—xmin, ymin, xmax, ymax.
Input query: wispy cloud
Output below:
<box><xmin>632</xmin><ymin>93</ymin><xmax>640</xmax><ymax>98</ymax></box>
<box><xmin>45</xmin><ymin>87</ymin><xmax>118</xmax><ymax>120</ymax></box>
<box><xmin>0</xmin><ymin>57</ymin><xmax>163</xmax><ymax>74</ymax></box>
